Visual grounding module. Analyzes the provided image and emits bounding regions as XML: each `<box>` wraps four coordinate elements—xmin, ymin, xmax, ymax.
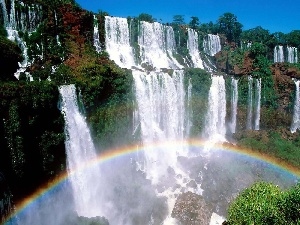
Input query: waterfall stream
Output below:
<box><xmin>59</xmin><ymin>84</ymin><xmax>102</xmax><ymax>217</ymax></box>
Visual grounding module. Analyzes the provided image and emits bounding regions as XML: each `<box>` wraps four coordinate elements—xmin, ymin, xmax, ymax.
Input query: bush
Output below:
<box><xmin>227</xmin><ymin>182</ymin><xmax>285</xmax><ymax>224</ymax></box>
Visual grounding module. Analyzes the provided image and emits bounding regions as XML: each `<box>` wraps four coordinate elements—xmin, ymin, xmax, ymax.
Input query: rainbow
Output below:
<box><xmin>3</xmin><ymin>138</ymin><xmax>300</xmax><ymax>224</ymax></box>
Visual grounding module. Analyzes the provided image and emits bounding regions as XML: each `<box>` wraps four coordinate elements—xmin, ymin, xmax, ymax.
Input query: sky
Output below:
<box><xmin>75</xmin><ymin>0</ymin><xmax>299</xmax><ymax>34</ymax></box>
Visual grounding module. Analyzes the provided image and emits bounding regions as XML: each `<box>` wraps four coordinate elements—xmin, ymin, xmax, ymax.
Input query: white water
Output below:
<box><xmin>133</xmin><ymin>70</ymin><xmax>187</xmax><ymax>182</ymax></box>
<box><xmin>291</xmin><ymin>79</ymin><xmax>300</xmax><ymax>133</ymax></box>
<box><xmin>246</xmin><ymin>77</ymin><xmax>261</xmax><ymax>130</ymax></box>
<box><xmin>254</xmin><ymin>78</ymin><xmax>261</xmax><ymax>130</ymax></box>
<box><xmin>203</xmin><ymin>75</ymin><xmax>226</xmax><ymax>142</ymax></box>
<box><xmin>203</xmin><ymin>34</ymin><xmax>221</xmax><ymax>56</ymax></box>
<box><xmin>230</xmin><ymin>78</ymin><xmax>238</xmax><ymax>133</ymax></box>
<box><xmin>105</xmin><ymin>16</ymin><xmax>136</xmax><ymax>69</ymax></box>
<box><xmin>246</xmin><ymin>76</ymin><xmax>253</xmax><ymax>130</ymax></box>
<box><xmin>138</xmin><ymin>21</ymin><xmax>181</xmax><ymax>69</ymax></box>
<box><xmin>187</xmin><ymin>28</ymin><xmax>204</xmax><ymax>69</ymax></box>
<box><xmin>59</xmin><ymin>84</ymin><xmax>102</xmax><ymax>217</ymax></box>
<box><xmin>274</xmin><ymin>45</ymin><xmax>284</xmax><ymax>63</ymax></box>
<box><xmin>93</xmin><ymin>15</ymin><xmax>101</xmax><ymax>53</ymax></box>
<box><xmin>133</xmin><ymin>70</ymin><xmax>204</xmax><ymax>224</ymax></box>
<box><xmin>287</xmin><ymin>47</ymin><xmax>298</xmax><ymax>63</ymax></box>
<box><xmin>1</xmin><ymin>0</ymin><xmax>42</xmax><ymax>80</ymax></box>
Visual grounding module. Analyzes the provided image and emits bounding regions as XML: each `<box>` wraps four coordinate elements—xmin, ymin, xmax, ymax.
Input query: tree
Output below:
<box><xmin>272</xmin><ymin>32</ymin><xmax>286</xmax><ymax>45</ymax></box>
<box><xmin>217</xmin><ymin>12</ymin><xmax>243</xmax><ymax>43</ymax></box>
<box><xmin>199</xmin><ymin>21</ymin><xmax>218</xmax><ymax>34</ymax></box>
<box><xmin>285</xmin><ymin>30</ymin><xmax>300</xmax><ymax>48</ymax></box>
<box><xmin>189</xmin><ymin>16</ymin><xmax>200</xmax><ymax>30</ymax></box>
<box><xmin>172</xmin><ymin>15</ymin><xmax>185</xmax><ymax>25</ymax></box>
<box><xmin>0</xmin><ymin>36</ymin><xmax>23</xmax><ymax>81</ymax></box>
<box><xmin>137</xmin><ymin>13</ymin><xmax>156</xmax><ymax>23</ymax></box>
<box><xmin>241</xmin><ymin>26</ymin><xmax>271</xmax><ymax>44</ymax></box>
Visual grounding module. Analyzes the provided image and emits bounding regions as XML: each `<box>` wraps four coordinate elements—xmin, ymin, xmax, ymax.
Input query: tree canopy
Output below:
<box><xmin>217</xmin><ymin>12</ymin><xmax>243</xmax><ymax>43</ymax></box>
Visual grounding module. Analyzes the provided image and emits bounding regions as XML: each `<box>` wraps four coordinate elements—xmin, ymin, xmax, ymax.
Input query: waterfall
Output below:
<box><xmin>0</xmin><ymin>173</ymin><xmax>13</xmax><ymax>224</ymax></box>
<box><xmin>93</xmin><ymin>15</ymin><xmax>101</xmax><ymax>53</ymax></box>
<box><xmin>230</xmin><ymin>78</ymin><xmax>238</xmax><ymax>133</ymax></box>
<box><xmin>203</xmin><ymin>34</ymin><xmax>221</xmax><ymax>56</ymax></box>
<box><xmin>105</xmin><ymin>16</ymin><xmax>136</xmax><ymax>69</ymax></box>
<box><xmin>291</xmin><ymin>79</ymin><xmax>300</xmax><ymax>133</ymax></box>
<box><xmin>287</xmin><ymin>47</ymin><xmax>298</xmax><ymax>63</ymax></box>
<box><xmin>274</xmin><ymin>45</ymin><xmax>284</xmax><ymax>63</ymax></box>
<box><xmin>203</xmin><ymin>75</ymin><xmax>226</xmax><ymax>141</ymax></box>
<box><xmin>246</xmin><ymin>77</ymin><xmax>261</xmax><ymax>130</ymax></box>
<box><xmin>254</xmin><ymin>78</ymin><xmax>261</xmax><ymax>130</ymax></box>
<box><xmin>59</xmin><ymin>84</ymin><xmax>102</xmax><ymax>217</ymax></box>
<box><xmin>246</xmin><ymin>76</ymin><xmax>253</xmax><ymax>130</ymax></box>
<box><xmin>187</xmin><ymin>28</ymin><xmax>204</xmax><ymax>69</ymax></box>
<box><xmin>138</xmin><ymin>21</ymin><xmax>181</xmax><ymax>69</ymax></box>
<box><xmin>133</xmin><ymin>70</ymin><xmax>187</xmax><ymax>181</ymax></box>
<box><xmin>1</xmin><ymin>0</ymin><xmax>42</xmax><ymax>80</ymax></box>
<box><xmin>54</xmin><ymin>11</ymin><xmax>61</xmax><ymax>46</ymax></box>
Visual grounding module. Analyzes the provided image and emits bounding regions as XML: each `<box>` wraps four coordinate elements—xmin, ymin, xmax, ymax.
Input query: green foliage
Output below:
<box><xmin>184</xmin><ymin>68</ymin><xmax>211</xmax><ymax>136</ymax></box>
<box><xmin>137</xmin><ymin>13</ymin><xmax>156</xmax><ymax>22</ymax></box>
<box><xmin>241</xmin><ymin>26</ymin><xmax>271</xmax><ymax>45</ymax></box>
<box><xmin>189</xmin><ymin>16</ymin><xmax>200</xmax><ymax>30</ymax></box>
<box><xmin>237</xmin><ymin>131</ymin><xmax>300</xmax><ymax>168</ymax></box>
<box><xmin>228</xmin><ymin>182</ymin><xmax>300</xmax><ymax>225</ymax></box>
<box><xmin>285</xmin><ymin>30</ymin><xmax>300</xmax><ymax>49</ymax></box>
<box><xmin>249</xmin><ymin>42</ymin><xmax>267</xmax><ymax>58</ymax></box>
<box><xmin>227</xmin><ymin>182</ymin><xmax>285</xmax><ymax>225</ymax></box>
<box><xmin>217</xmin><ymin>12</ymin><xmax>243</xmax><ymax>43</ymax></box>
<box><xmin>172</xmin><ymin>15</ymin><xmax>185</xmax><ymax>25</ymax></box>
<box><xmin>0</xmin><ymin>36</ymin><xmax>23</xmax><ymax>80</ymax></box>
<box><xmin>0</xmin><ymin>24</ymin><xmax>7</xmax><ymax>37</ymax></box>
<box><xmin>198</xmin><ymin>21</ymin><xmax>218</xmax><ymax>34</ymax></box>
<box><xmin>280</xmin><ymin>183</ymin><xmax>300</xmax><ymax>223</ymax></box>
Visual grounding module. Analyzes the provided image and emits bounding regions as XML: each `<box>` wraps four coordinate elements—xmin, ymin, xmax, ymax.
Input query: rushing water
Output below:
<box><xmin>287</xmin><ymin>47</ymin><xmax>298</xmax><ymax>64</ymax></box>
<box><xmin>203</xmin><ymin>75</ymin><xmax>226</xmax><ymax>142</ymax></box>
<box><xmin>203</xmin><ymin>34</ymin><xmax>221</xmax><ymax>56</ymax></box>
<box><xmin>291</xmin><ymin>79</ymin><xmax>300</xmax><ymax>133</ymax></box>
<box><xmin>105</xmin><ymin>16</ymin><xmax>136</xmax><ymax>68</ymax></box>
<box><xmin>230</xmin><ymin>77</ymin><xmax>238</xmax><ymax>134</ymax></box>
<box><xmin>93</xmin><ymin>15</ymin><xmax>101</xmax><ymax>53</ymax></box>
<box><xmin>254</xmin><ymin>78</ymin><xmax>261</xmax><ymax>130</ymax></box>
<box><xmin>274</xmin><ymin>45</ymin><xmax>284</xmax><ymax>63</ymax></box>
<box><xmin>59</xmin><ymin>84</ymin><xmax>102</xmax><ymax>217</ymax></box>
<box><xmin>187</xmin><ymin>28</ymin><xmax>204</xmax><ymax>69</ymax></box>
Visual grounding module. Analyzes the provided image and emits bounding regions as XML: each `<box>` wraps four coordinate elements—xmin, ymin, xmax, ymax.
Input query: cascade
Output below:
<box><xmin>254</xmin><ymin>78</ymin><xmax>261</xmax><ymax>130</ymax></box>
<box><xmin>165</xmin><ymin>25</ymin><xmax>183</xmax><ymax>68</ymax></box>
<box><xmin>187</xmin><ymin>28</ymin><xmax>204</xmax><ymax>69</ymax></box>
<box><xmin>138</xmin><ymin>21</ymin><xmax>181</xmax><ymax>69</ymax></box>
<box><xmin>246</xmin><ymin>76</ymin><xmax>253</xmax><ymax>130</ymax></box>
<box><xmin>59</xmin><ymin>84</ymin><xmax>102</xmax><ymax>217</ymax></box>
<box><xmin>230</xmin><ymin>77</ymin><xmax>238</xmax><ymax>133</ymax></box>
<box><xmin>203</xmin><ymin>34</ymin><xmax>221</xmax><ymax>56</ymax></box>
<box><xmin>133</xmin><ymin>70</ymin><xmax>188</xmax><ymax>181</ymax></box>
<box><xmin>291</xmin><ymin>79</ymin><xmax>300</xmax><ymax>133</ymax></box>
<box><xmin>93</xmin><ymin>15</ymin><xmax>101</xmax><ymax>53</ymax></box>
<box><xmin>54</xmin><ymin>11</ymin><xmax>61</xmax><ymax>46</ymax></box>
<box><xmin>274</xmin><ymin>45</ymin><xmax>284</xmax><ymax>63</ymax></box>
<box><xmin>133</xmin><ymin>70</ymin><xmax>201</xmax><ymax>224</ymax></box>
<box><xmin>105</xmin><ymin>16</ymin><xmax>136</xmax><ymax>69</ymax></box>
<box><xmin>0</xmin><ymin>173</ymin><xmax>13</xmax><ymax>224</ymax></box>
<box><xmin>246</xmin><ymin>77</ymin><xmax>261</xmax><ymax>130</ymax></box>
<box><xmin>203</xmin><ymin>75</ymin><xmax>226</xmax><ymax>141</ymax></box>
<box><xmin>1</xmin><ymin>0</ymin><xmax>42</xmax><ymax>80</ymax></box>
<box><xmin>287</xmin><ymin>47</ymin><xmax>298</xmax><ymax>63</ymax></box>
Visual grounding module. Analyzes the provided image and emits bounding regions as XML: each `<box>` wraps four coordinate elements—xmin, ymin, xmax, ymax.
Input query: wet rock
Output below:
<box><xmin>171</xmin><ymin>191</ymin><xmax>213</xmax><ymax>225</ymax></box>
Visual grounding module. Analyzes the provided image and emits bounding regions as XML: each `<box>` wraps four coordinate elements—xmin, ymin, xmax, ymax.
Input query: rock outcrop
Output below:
<box><xmin>172</xmin><ymin>191</ymin><xmax>213</xmax><ymax>225</ymax></box>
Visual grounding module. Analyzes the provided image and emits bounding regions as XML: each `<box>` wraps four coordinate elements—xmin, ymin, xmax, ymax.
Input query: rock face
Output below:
<box><xmin>172</xmin><ymin>191</ymin><xmax>213</xmax><ymax>225</ymax></box>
